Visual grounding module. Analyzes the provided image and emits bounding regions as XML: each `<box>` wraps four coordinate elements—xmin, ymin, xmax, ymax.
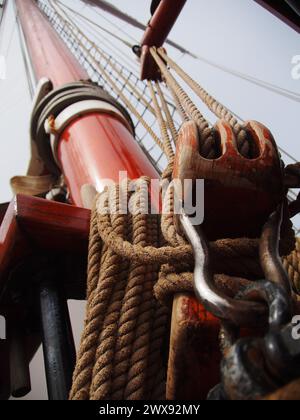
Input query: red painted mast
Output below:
<box><xmin>1</xmin><ymin>0</ymin><xmax>160</xmax><ymax>400</ymax></box>
<box><xmin>15</xmin><ymin>0</ymin><xmax>87</xmax><ymax>87</ymax></box>
<box><xmin>15</xmin><ymin>0</ymin><xmax>158</xmax><ymax>208</ymax></box>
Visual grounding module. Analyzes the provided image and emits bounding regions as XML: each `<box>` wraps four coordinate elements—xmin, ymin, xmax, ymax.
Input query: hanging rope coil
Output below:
<box><xmin>70</xmin><ymin>177</ymin><xmax>299</xmax><ymax>400</ymax></box>
<box><xmin>70</xmin><ymin>179</ymin><xmax>169</xmax><ymax>400</ymax></box>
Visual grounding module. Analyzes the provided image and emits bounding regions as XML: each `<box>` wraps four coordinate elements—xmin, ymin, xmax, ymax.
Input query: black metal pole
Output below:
<box><xmin>38</xmin><ymin>270</ymin><xmax>76</xmax><ymax>401</ymax></box>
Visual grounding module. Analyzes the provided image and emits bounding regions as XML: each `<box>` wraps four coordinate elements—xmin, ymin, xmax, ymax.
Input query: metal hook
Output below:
<box><xmin>259</xmin><ymin>204</ymin><xmax>292</xmax><ymax>294</ymax></box>
<box><xmin>179</xmin><ymin>210</ymin><xmax>266</xmax><ymax>327</ymax></box>
<box><xmin>180</xmin><ymin>202</ymin><xmax>293</xmax><ymax>327</ymax></box>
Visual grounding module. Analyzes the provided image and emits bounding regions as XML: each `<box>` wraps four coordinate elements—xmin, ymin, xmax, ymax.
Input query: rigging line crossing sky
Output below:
<box><xmin>56</xmin><ymin>0</ymin><xmax>133</xmax><ymax>48</ymax></box>
<box><xmin>82</xmin><ymin>0</ymin><xmax>197</xmax><ymax>57</ymax></box>
<box><xmin>0</xmin><ymin>0</ymin><xmax>9</xmax><ymax>51</ymax></box>
<box><xmin>56</xmin><ymin>0</ymin><xmax>300</xmax><ymax>165</ymax></box>
<box><xmin>79</xmin><ymin>0</ymin><xmax>300</xmax><ymax>103</ymax></box>
<box><xmin>14</xmin><ymin>1</ymin><xmax>35</xmax><ymax>97</ymax></box>
<box><xmin>0</xmin><ymin>0</ymin><xmax>8</xmax><ymax>27</ymax></box>
<box><xmin>1</xmin><ymin>0</ymin><xmax>299</xmax><ymax>399</ymax></box>
<box><xmin>195</xmin><ymin>54</ymin><xmax>300</xmax><ymax>103</ymax></box>
<box><xmin>59</xmin><ymin>6</ymin><xmax>177</xmax><ymax>106</ymax></box>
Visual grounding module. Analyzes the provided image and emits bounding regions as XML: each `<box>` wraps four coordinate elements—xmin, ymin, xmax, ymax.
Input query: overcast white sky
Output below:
<box><xmin>0</xmin><ymin>0</ymin><xmax>299</xmax><ymax>400</ymax></box>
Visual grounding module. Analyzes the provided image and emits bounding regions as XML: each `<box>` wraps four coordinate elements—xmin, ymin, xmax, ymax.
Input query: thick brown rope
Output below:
<box><xmin>155</xmin><ymin>81</ymin><xmax>179</xmax><ymax>144</ymax></box>
<box><xmin>168</xmin><ymin>82</ymin><xmax>190</xmax><ymax>123</ymax></box>
<box><xmin>70</xmin><ymin>186</ymin><xmax>129</xmax><ymax>400</ymax></box>
<box><xmin>157</xmin><ymin>48</ymin><xmax>250</xmax><ymax>158</ymax></box>
<box><xmin>47</xmin><ymin>1</ymin><xmax>300</xmax><ymax>402</ymax></box>
<box><xmin>283</xmin><ymin>238</ymin><xmax>300</xmax><ymax>293</ymax></box>
<box><xmin>70</xmin><ymin>177</ymin><xmax>299</xmax><ymax>400</ymax></box>
<box><xmin>70</xmin><ymin>180</ymin><xmax>169</xmax><ymax>400</ymax></box>
<box><xmin>147</xmin><ymin>81</ymin><xmax>175</xmax><ymax>162</ymax></box>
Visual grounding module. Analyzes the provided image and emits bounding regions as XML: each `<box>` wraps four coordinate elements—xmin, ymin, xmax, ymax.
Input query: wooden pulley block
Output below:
<box><xmin>173</xmin><ymin>120</ymin><xmax>284</xmax><ymax>240</ymax></box>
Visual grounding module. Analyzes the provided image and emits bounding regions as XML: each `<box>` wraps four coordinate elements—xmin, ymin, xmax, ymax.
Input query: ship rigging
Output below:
<box><xmin>0</xmin><ymin>0</ymin><xmax>300</xmax><ymax>401</ymax></box>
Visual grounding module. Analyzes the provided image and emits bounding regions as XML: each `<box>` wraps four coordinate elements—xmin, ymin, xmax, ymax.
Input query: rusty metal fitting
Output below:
<box><xmin>173</xmin><ymin>120</ymin><xmax>284</xmax><ymax>240</ymax></box>
<box><xmin>45</xmin><ymin>114</ymin><xmax>56</xmax><ymax>135</ymax></box>
<box><xmin>260</xmin><ymin>205</ymin><xmax>292</xmax><ymax>294</ymax></box>
<box><xmin>221</xmin><ymin>317</ymin><xmax>300</xmax><ymax>400</ymax></box>
<box><xmin>180</xmin><ymin>202</ymin><xmax>293</xmax><ymax>327</ymax></box>
<box><xmin>180</xmin><ymin>211</ymin><xmax>266</xmax><ymax>327</ymax></box>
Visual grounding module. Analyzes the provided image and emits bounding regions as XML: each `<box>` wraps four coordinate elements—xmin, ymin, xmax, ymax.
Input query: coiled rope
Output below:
<box><xmin>43</xmin><ymin>0</ymin><xmax>300</xmax><ymax>401</ymax></box>
<box><xmin>70</xmin><ymin>177</ymin><xmax>298</xmax><ymax>400</ymax></box>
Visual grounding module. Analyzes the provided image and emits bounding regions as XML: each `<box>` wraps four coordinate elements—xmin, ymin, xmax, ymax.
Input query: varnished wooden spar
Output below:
<box><xmin>254</xmin><ymin>0</ymin><xmax>300</xmax><ymax>33</ymax></box>
<box><xmin>167</xmin><ymin>294</ymin><xmax>221</xmax><ymax>400</ymax></box>
<box><xmin>140</xmin><ymin>0</ymin><xmax>187</xmax><ymax>80</ymax></box>
<box><xmin>0</xmin><ymin>195</ymin><xmax>90</xmax><ymax>292</ymax></box>
<box><xmin>0</xmin><ymin>196</ymin><xmax>89</xmax><ymax>399</ymax></box>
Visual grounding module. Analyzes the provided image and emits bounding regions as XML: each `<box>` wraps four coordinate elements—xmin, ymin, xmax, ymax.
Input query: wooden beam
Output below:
<box><xmin>167</xmin><ymin>294</ymin><xmax>221</xmax><ymax>400</ymax></box>
<box><xmin>0</xmin><ymin>195</ymin><xmax>90</xmax><ymax>293</ymax></box>
<box><xmin>254</xmin><ymin>0</ymin><xmax>300</xmax><ymax>33</ymax></box>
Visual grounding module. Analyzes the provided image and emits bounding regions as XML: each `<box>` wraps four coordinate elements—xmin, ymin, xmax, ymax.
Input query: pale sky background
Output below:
<box><xmin>0</xmin><ymin>0</ymin><xmax>299</xmax><ymax>400</ymax></box>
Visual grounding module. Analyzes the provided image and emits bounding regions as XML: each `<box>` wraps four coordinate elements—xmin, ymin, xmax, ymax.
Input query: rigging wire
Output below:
<box><xmin>56</xmin><ymin>0</ymin><xmax>133</xmax><ymax>48</ymax></box>
<box><xmin>53</xmin><ymin>0</ymin><xmax>297</xmax><ymax>162</ymax></box>
<box><xmin>82</xmin><ymin>1</ymin><xmax>140</xmax><ymax>45</ymax></box>
<box><xmin>194</xmin><ymin>54</ymin><xmax>300</xmax><ymax>103</ymax></box>
<box><xmin>55</xmin><ymin>0</ymin><xmax>192</xmax><ymax>109</ymax></box>
<box><xmin>81</xmin><ymin>0</ymin><xmax>300</xmax><ymax>104</ymax></box>
<box><xmin>52</xmin><ymin>2</ymin><xmax>155</xmax><ymax>111</ymax></box>
<box><xmin>3</xmin><ymin>14</ymin><xmax>17</xmax><ymax>59</ymax></box>
<box><xmin>49</xmin><ymin>0</ymin><xmax>164</xmax><ymax>150</ymax></box>
<box><xmin>0</xmin><ymin>0</ymin><xmax>8</xmax><ymax>31</ymax></box>
<box><xmin>89</xmin><ymin>1</ymin><xmax>300</xmax><ymax>103</ymax></box>
<box><xmin>67</xmin><ymin>11</ymin><xmax>139</xmax><ymax>74</ymax></box>
<box><xmin>72</xmin><ymin>0</ymin><xmax>300</xmax><ymax>105</ymax></box>
<box><xmin>54</xmin><ymin>0</ymin><xmax>178</xmax><ymax>113</ymax></box>
<box><xmin>80</xmin><ymin>0</ymin><xmax>197</xmax><ymax>57</ymax></box>
<box><xmin>13</xmin><ymin>0</ymin><xmax>35</xmax><ymax>97</ymax></box>
<box><xmin>45</xmin><ymin>1</ymin><xmax>299</xmax><ymax>167</ymax></box>
<box><xmin>36</xmin><ymin>1</ymin><xmax>300</xmax><ymax>231</ymax></box>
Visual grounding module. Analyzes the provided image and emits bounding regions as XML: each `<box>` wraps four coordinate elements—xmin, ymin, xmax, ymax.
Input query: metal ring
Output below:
<box><xmin>46</xmin><ymin>99</ymin><xmax>132</xmax><ymax>167</ymax></box>
<box><xmin>31</xmin><ymin>81</ymin><xmax>135</xmax><ymax>175</ymax></box>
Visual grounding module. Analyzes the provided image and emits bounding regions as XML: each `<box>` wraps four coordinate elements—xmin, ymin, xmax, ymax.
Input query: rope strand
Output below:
<box><xmin>150</xmin><ymin>47</ymin><xmax>217</xmax><ymax>159</ymax></box>
<box><xmin>156</xmin><ymin>48</ymin><xmax>250</xmax><ymax>158</ymax></box>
